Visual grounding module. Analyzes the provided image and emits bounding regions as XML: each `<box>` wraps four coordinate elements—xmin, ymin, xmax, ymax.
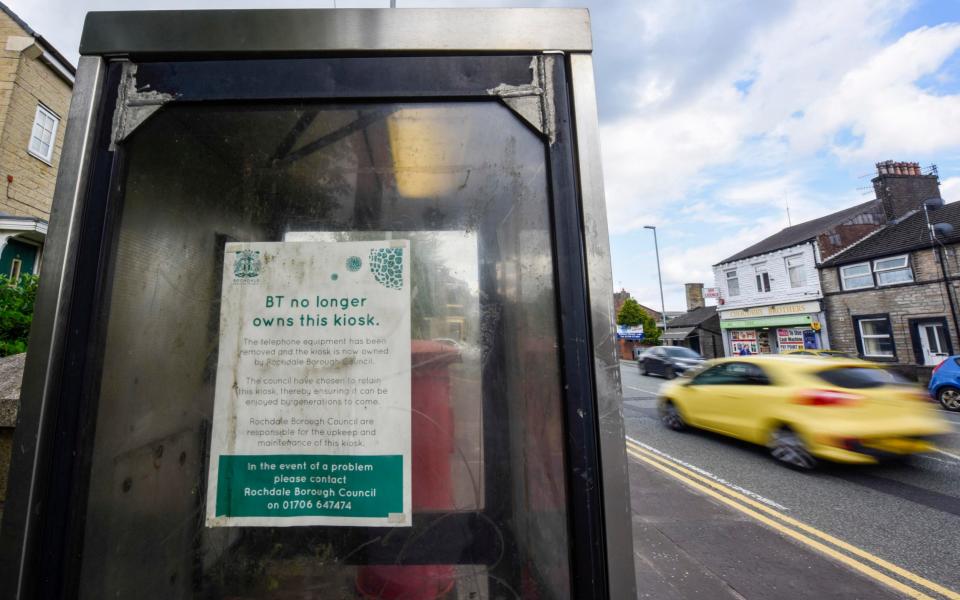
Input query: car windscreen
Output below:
<box><xmin>814</xmin><ymin>367</ymin><xmax>910</xmax><ymax>389</ymax></box>
<box><xmin>663</xmin><ymin>347</ymin><xmax>701</xmax><ymax>358</ymax></box>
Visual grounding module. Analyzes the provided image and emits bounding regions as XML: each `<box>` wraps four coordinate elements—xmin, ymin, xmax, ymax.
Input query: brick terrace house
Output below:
<box><xmin>712</xmin><ymin>161</ymin><xmax>934</xmax><ymax>357</ymax></box>
<box><xmin>0</xmin><ymin>3</ymin><xmax>74</xmax><ymax>279</ymax></box>
<box><xmin>820</xmin><ymin>177</ymin><xmax>958</xmax><ymax>381</ymax></box>
<box><xmin>612</xmin><ymin>288</ymin><xmax>664</xmax><ymax>359</ymax></box>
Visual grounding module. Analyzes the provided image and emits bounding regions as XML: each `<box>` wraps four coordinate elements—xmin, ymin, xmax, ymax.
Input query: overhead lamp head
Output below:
<box><xmin>924</xmin><ymin>197</ymin><xmax>945</xmax><ymax>211</ymax></box>
<box><xmin>643</xmin><ymin>225</ymin><xmax>656</xmax><ymax>230</ymax></box>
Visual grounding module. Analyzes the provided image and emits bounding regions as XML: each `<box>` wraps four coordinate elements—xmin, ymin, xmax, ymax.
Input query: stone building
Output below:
<box><xmin>820</xmin><ymin>190</ymin><xmax>958</xmax><ymax>381</ymax></box>
<box><xmin>0</xmin><ymin>3</ymin><xmax>73</xmax><ymax>519</ymax></box>
<box><xmin>0</xmin><ymin>4</ymin><xmax>74</xmax><ymax>279</ymax></box>
<box><xmin>713</xmin><ymin>160</ymin><xmax>937</xmax><ymax>357</ymax></box>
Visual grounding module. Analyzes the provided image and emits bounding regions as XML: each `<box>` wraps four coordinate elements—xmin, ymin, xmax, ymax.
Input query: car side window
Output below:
<box><xmin>726</xmin><ymin>362</ymin><xmax>771</xmax><ymax>385</ymax></box>
<box><xmin>691</xmin><ymin>364</ymin><xmax>730</xmax><ymax>385</ymax></box>
<box><xmin>691</xmin><ymin>362</ymin><xmax>770</xmax><ymax>386</ymax></box>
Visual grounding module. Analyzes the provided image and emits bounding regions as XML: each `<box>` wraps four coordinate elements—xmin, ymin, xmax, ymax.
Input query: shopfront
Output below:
<box><xmin>719</xmin><ymin>301</ymin><xmax>828</xmax><ymax>355</ymax></box>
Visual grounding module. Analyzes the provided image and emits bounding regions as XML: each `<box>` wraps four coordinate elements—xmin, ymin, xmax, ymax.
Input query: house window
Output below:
<box><xmin>840</xmin><ymin>262</ymin><xmax>873</xmax><ymax>290</ymax></box>
<box><xmin>873</xmin><ymin>255</ymin><xmax>913</xmax><ymax>286</ymax></box>
<box><xmin>855</xmin><ymin>316</ymin><xmax>895</xmax><ymax>358</ymax></box>
<box><xmin>754</xmin><ymin>264</ymin><xmax>770</xmax><ymax>293</ymax></box>
<box><xmin>725</xmin><ymin>270</ymin><xmax>740</xmax><ymax>297</ymax></box>
<box><xmin>28</xmin><ymin>104</ymin><xmax>60</xmax><ymax>163</ymax></box>
<box><xmin>8</xmin><ymin>258</ymin><xmax>21</xmax><ymax>284</ymax></box>
<box><xmin>785</xmin><ymin>254</ymin><xmax>806</xmax><ymax>288</ymax></box>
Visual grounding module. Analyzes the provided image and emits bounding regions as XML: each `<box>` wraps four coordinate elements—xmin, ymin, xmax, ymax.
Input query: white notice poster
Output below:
<box><xmin>205</xmin><ymin>240</ymin><xmax>411</xmax><ymax>527</ymax></box>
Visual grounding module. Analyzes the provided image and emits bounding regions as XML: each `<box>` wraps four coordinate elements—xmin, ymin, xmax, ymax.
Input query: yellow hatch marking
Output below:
<box><xmin>626</xmin><ymin>439</ymin><xmax>959</xmax><ymax>600</ymax></box>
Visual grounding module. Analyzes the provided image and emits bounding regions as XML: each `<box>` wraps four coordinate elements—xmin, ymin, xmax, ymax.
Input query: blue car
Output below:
<box><xmin>928</xmin><ymin>356</ymin><xmax>960</xmax><ymax>411</ymax></box>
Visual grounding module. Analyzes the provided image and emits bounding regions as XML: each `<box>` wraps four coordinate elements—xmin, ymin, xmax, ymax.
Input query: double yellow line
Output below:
<box><xmin>625</xmin><ymin>438</ymin><xmax>960</xmax><ymax>600</ymax></box>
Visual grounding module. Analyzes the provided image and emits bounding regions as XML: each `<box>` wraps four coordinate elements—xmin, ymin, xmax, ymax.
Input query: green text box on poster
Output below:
<box><xmin>216</xmin><ymin>454</ymin><xmax>402</xmax><ymax>518</ymax></box>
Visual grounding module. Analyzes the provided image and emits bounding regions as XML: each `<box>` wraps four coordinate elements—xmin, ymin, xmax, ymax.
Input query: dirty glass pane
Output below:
<box><xmin>77</xmin><ymin>101</ymin><xmax>570</xmax><ymax>599</ymax></box>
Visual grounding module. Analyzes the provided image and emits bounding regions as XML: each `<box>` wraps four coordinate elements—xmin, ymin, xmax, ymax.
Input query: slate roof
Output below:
<box><xmin>716</xmin><ymin>200</ymin><xmax>880</xmax><ymax>265</ymax></box>
<box><xmin>822</xmin><ymin>201</ymin><xmax>960</xmax><ymax>267</ymax></box>
<box><xmin>665</xmin><ymin>305</ymin><xmax>717</xmax><ymax>329</ymax></box>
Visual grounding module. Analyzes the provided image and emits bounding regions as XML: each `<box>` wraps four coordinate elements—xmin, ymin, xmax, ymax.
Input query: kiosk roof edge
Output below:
<box><xmin>79</xmin><ymin>8</ymin><xmax>593</xmax><ymax>56</ymax></box>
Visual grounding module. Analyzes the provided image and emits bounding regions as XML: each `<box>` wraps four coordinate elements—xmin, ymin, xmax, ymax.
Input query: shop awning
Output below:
<box><xmin>720</xmin><ymin>314</ymin><xmax>813</xmax><ymax>329</ymax></box>
<box><xmin>662</xmin><ymin>326</ymin><xmax>695</xmax><ymax>340</ymax></box>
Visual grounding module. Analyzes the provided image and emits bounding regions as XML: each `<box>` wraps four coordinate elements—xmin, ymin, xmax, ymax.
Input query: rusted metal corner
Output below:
<box><xmin>110</xmin><ymin>62</ymin><xmax>177</xmax><ymax>150</ymax></box>
<box><xmin>486</xmin><ymin>55</ymin><xmax>557</xmax><ymax>144</ymax></box>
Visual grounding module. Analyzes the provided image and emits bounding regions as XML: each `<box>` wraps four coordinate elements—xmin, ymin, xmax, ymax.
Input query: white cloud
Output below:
<box><xmin>941</xmin><ymin>177</ymin><xmax>960</xmax><ymax>203</ymax></box>
<box><xmin>783</xmin><ymin>23</ymin><xmax>960</xmax><ymax>159</ymax></box>
<box><xmin>599</xmin><ymin>0</ymin><xmax>960</xmax><ymax>235</ymax></box>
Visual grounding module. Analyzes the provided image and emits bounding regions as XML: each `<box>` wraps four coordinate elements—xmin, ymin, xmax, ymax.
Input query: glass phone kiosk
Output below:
<box><xmin>0</xmin><ymin>9</ymin><xmax>635</xmax><ymax>600</ymax></box>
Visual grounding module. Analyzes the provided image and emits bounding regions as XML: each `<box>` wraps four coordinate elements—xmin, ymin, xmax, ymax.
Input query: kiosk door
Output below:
<box><xmin>7</xmin><ymin>55</ymin><xmax>610</xmax><ymax>599</ymax></box>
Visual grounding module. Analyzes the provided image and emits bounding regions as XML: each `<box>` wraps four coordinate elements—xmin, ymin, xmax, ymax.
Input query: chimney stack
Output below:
<box><xmin>873</xmin><ymin>160</ymin><xmax>940</xmax><ymax>222</ymax></box>
<box><xmin>685</xmin><ymin>283</ymin><xmax>705</xmax><ymax>311</ymax></box>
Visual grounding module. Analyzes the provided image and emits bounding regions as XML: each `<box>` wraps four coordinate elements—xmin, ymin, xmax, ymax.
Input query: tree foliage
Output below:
<box><xmin>0</xmin><ymin>274</ymin><xmax>38</xmax><ymax>356</ymax></box>
<box><xmin>641</xmin><ymin>313</ymin><xmax>661</xmax><ymax>345</ymax></box>
<box><xmin>616</xmin><ymin>298</ymin><xmax>645</xmax><ymax>327</ymax></box>
<box><xmin>616</xmin><ymin>297</ymin><xmax>662</xmax><ymax>345</ymax></box>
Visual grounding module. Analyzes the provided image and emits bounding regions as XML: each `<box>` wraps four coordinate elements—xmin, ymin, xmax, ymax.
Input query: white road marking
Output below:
<box><xmin>934</xmin><ymin>448</ymin><xmax>960</xmax><ymax>461</ymax></box>
<box><xmin>626</xmin><ymin>385</ymin><xmax>659</xmax><ymax>395</ymax></box>
<box><xmin>626</xmin><ymin>435</ymin><xmax>790</xmax><ymax>511</ymax></box>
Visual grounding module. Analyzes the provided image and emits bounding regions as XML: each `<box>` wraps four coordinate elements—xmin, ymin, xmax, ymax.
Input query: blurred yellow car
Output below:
<box><xmin>658</xmin><ymin>356</ymin><xmax>952</xmax><ymax>469</ymax></box>
<box><xmin>784</xmin><ymin>349</ymin><xmax>855</xmax><ymax>359</ymax></box>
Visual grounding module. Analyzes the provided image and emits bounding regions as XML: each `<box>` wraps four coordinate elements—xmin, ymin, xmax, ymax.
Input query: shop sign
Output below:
<box><xmin>719</xmin><ymin>301</ymin><xmax>820</xmax><ymax>320</ymax></box>
<box><xmin>704</xmin><ymin>287</ymin><xmax>720</xmax><ymax>299</ymax></box>
<box><xmin>776</xmin><ymin>328</ymin><xmax>806</xmax><ymax>352</ymax></box>
<box><xmin>205</xmin><ymin>240</ymin><xmax>411</xmax><ymax>528</ymax></box>
<box><xmin>617</xmin><ymin>324</ymin><xmax>644</xmax><ymax>340</ymax></box>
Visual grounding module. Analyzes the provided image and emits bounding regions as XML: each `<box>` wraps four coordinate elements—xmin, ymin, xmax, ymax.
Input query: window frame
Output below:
<box><xmin>873</xmin><ymin>254</ymin><xmax>914</xmax><ymax>287</ymax></box>
<box><xmin>754</xmin><ymin>263</ymin><xmax>770</xmax><ymax>293</ymax></box>
<box><xmin>784</xmin><ymin>254</ymin><xmax>806</xmax><ymax>288</ymax></box>
<box><xmin>28</xmin><ymin>103</ymin><xmax>61</xmax><ymax>164</ymax></box>
<box><xmin>725</xmin><ymin>269</ymin><xmax>740</xmax><ymax>297</ymax></box>
<box><xmin>853</xmin><ymin>314</ymin><xmax>897</xmax><ymax>360</ymax></box>
<box><xmin>840</xmin><ymin>262</ymin><xmax>874</xmax><ymax>290</ymax></box>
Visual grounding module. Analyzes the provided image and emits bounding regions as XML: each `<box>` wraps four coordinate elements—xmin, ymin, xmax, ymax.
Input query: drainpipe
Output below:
<box><xmin>936</xmin><ymin>245</ymin><xmax>960</xmax><ymax>351</ymax></box>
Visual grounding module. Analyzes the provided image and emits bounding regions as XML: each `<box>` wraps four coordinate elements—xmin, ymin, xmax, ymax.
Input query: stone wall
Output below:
<box><xmin>0</xmin><ymin>11</ymin><xmax>72</xmax><ymax>219</ymax></box>
<box><xmin>821</xmin><ymin>245</ymin><xmax>960</xmax><ymax>381</ymax></box>
<box><xmin>0</xmin><ymin>352</ymin><xmax>24</xmax><ymax>522</ymax></box>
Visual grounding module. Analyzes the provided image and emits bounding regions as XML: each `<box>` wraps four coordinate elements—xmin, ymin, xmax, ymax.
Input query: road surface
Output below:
<box><xmin>622</xmin><ymin>360</ymin><xmax>960</xmax><ymax>599</ymax></box>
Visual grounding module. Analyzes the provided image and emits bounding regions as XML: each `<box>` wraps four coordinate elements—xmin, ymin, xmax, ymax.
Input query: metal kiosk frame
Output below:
<box><xmin>0</xmin><ymin>9</ymin><xmax>635</xmax><ymax>599</ymax></box>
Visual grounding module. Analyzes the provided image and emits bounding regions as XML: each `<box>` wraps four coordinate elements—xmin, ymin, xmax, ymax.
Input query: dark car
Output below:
<box><xmin>639</xmin><ymin>346</ymin><xmax>705</xmax><ymax>379</ymax></box>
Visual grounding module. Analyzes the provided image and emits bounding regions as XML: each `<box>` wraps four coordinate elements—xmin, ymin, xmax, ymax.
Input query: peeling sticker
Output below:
<box><xmin>110</xmin><ymin>62</ymin><xmax>177</xmax><ymax>150</ymax></box>
<box><xmin>486</xmin><ymin>56</ymin><xmax>557</xmax><ymax>144</ymax></box>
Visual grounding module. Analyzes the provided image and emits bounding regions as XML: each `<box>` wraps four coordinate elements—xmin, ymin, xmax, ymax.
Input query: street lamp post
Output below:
<box><xmin>644</xmin><ymin>225</ymin><xmax>668</xmax><ymax>336</ymax></box>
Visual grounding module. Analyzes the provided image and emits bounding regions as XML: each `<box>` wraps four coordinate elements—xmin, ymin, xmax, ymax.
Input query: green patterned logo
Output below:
<box><xmin>346</xmin><ymin>256</ymin><xmax>362</xmax><ymax>272</ymax></box>
<box><xmin>369</xmin><ymin>247</ymin><xmax>403</xmax><ymax>290</ymax></box>
<box><xmin>234</xmin><ymin>250</ymin><xmax>261</xmax><ymax>278</ymax></box>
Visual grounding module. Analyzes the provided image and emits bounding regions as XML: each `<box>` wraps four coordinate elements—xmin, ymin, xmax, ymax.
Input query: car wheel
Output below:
<box><xmin>640</xmin><ymin>360</ymin><xmax>648</xmax><ymax>376</ymax></box>
<box><xmin>664</xmin><ymin>365</ymin><xmax>676</xmax><ymax>380</ymax></box>
<box><xmin>938</xmin><ymin>386</ymin><xmax>960</xmax><ymax>412</ymax></box>
<box><xmin>769</xmin><ymin>427</ymin><xmax>816</xmax><ymax>470</ymax></box>
<box><xmin>660</xmin><ymin>401</ymin><xmax>687</xmax><ymax>431</ymax></box>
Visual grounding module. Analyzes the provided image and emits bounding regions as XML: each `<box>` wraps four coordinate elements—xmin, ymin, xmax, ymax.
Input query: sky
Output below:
<box><xmin>9</xmin><ymin>0</ymin><xmax>960</xmax><ymax>312</ymax></box>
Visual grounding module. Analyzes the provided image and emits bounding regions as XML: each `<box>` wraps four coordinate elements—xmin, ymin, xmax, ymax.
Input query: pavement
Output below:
<box><xmin>621</xmin><ymin>360</ymin><xmax>960</xmax><ymax>600</ymax></box>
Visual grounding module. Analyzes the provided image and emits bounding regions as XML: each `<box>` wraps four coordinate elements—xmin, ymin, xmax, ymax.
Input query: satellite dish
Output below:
<box><xmin>933</xmin><ymin>223</ymin><xmax>954</xmax><ymax>237</ymax></box>
<box><xmin>924</xmin><ymin>197</ymin><xmax>945</xmax><ymax>210</ymax></box>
